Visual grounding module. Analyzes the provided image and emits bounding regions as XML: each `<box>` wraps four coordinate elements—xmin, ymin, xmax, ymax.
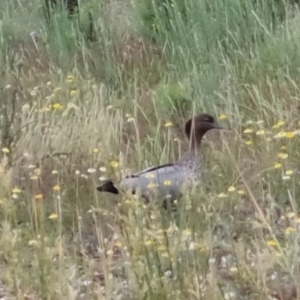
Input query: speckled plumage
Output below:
<box><xmin>97</xmin><ymin>113</ymin><xmax>221</xmax><ymax>203</ymax></box>
<box><xmin>118</xmin><ymin>151</ymin><xmax>203</xmax><ymax>202</ymax></box>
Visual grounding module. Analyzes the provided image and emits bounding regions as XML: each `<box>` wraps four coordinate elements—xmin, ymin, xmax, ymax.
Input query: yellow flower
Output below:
<box><xmin>53</xmin><ymin>103</ymin><xmax>63</xmax><ymax>110</ymax></box>
<box><xmin>219</xmin><ymin>114</ymin><xmax>227</xmax><ymax>120</ymax></box>
<box><xmin>30</xmin><ymin>175</ymin><xmax>39</xmax><ymax>180</ymax></box>
<box><xmin>109</xmin><ymin>160</ymin><xmax>119</xmax><ymax>168</ymax></box>
<box><xmin>70</xmin><ymin>89</ymin><xmax>77</xmax><ymax>96</ymax></box>
<box><xmin>40</xmin><ymin>107</ymin><xmax>51</xmax><ymax>112</ymax></box>
<box><xmin>124</xmin><ymin>198</ymin><xmax>131</xmax><ymax>205</ymax></box>
<box><xmin>280</xmin><ymin>146</ymin><xmax>287</xmax><ymax>150</ymax></box>
<box><xmin>48</xmin><ymin>213</ymin><xmax>58</xmax><ymax>219</ymax></box>
<box><xmin>228</xmin><ymin>186</ymin><xmax>236</xmax><ymax>192</ymax></box>
<box><xmin>22</xmin><ymin>103</ymin><xmax>30</xmax><ymax>111</ymax></box>
<box><xmin>163</xmin><ymin>180</ymin><xmax>172</xmax><ymax>186</ymax></box>
<box><xmin>229</xmin><ymin>267</ymin><xmax>238</xmax><ymax>273</ymax></box>
<box><xmin>267</xmin><ymin>239</ymin><xmax>278</xmax><ymax>247</ymax></box>
<box><xmin>188</xmin><ymin>242</ymin><xmax>204</xmax><ymax>251</ymax></box>
<box><xmin>147</xmin><ymin>182</ymin><xmax>157</xmax><ymax>189</ymax></box>
<box><xmin>273</xmin><ymin>120</ymin><xmax>285</xmax><ymax>128</ymax></box>
<box><xmin>293</xmin><ymin>130</ymin><xmax>300</xmax><ymax>135</ymax></box>
<box><xmin>164</xmin><ymin>122</ymin><xmax>173</xmax><ymax>127</ymax></box>
<box><xmin>34</xmin><ymin>168</ymin><xmax>41</xmax><ymax>176</ymax></box>
<box><xmin>28</xmin><ymin>164</ymin><xmax>36</xmax><ymax>169</ymax></box>
<box><xmin>278</xmin><ymin>153</ymin><xmax>288</xmax><ymax>159</ymax></box>
<box><xmin>274</xmin><ymin>131</ymin><xmax>286</xmax><ymax>139</ymax></box>
<box><xmin>157</xmin><ymin>245</ymin><xmax>167</xmax><ymax>252</ymax></box>
<box><xmin>34</xmin><ymin>194</ymin><xmax>43</xmax><ymax>200</ymax></box>
<box><xmin>285</xmin><ymin>170</ymin><xmax>293</xmax><ymax>175</ymax></box>
<box><xmin>161</xmin><ymin>252</ymin><xmax>170</xmax><ymax>258</ymax></box>
<box><xmin>144</xmin><ymin>240</ymin><xmax>153</xmax><ymax>246</ymax></box>
<box><xmin>127</xmin><ymin>117</ymin><xmax>135</xmax><ymax>122</ymax></box>
<box><xmin>2</xmin><ymin>147</ymin><xmax>10</xmax><ymax>153</ymax></box>
<box><xmin>12</xmin><ymin>187</ymin><xmax>21</xmax><ymax>193</ymax></box>
<box><xmin>52</xmin><ymin>185</ymin><xmax>60</xmax><ymax>191</ymax></box>
<box><xmin>256</xmin><ymin>130</ymin><xmax>265</xmax><ymax>135</ymax></box>
<box><xmin>285</xmin><ymin>132</ymin><xmax>295</xmax><ymax>138</ymax></box>
<box><xmin>183</xmin><ymin>229</ymin><xmax>192</xmax><ymax>236</ymax></box>
<box><xmin>51</xmin><ymin>170</ymin><xmax>58</xmax><ymax>174</ymax></box>
<box><xmin>218</xmin><ymin>192</ymin><xmax>227</xmax><ymax>198</ymax></box>
<box><xmin>285</xmin><ymin>226</ymin><xmax>295</xmax><ymax>235</ymax></box>
<box><xmin>145</xmin><ymin>173</ymin><xmax>155</xmax><ymax>178</ymax></box>
<box><xmin>237</xmin><ymin>190</ymin><xmax>245</xmax><ymax>195</ymax></box>
<box><xmin>274</xmin><ymin>163</ymin><xmax>282</xmax><ymax>169</ymax></box>
<box><xmin>114</xmin><ymin>241</ymin><xmax>123</xmax><ymax>248</ymax></box>
<box><xmin>295</xmin><ymin>218</ymin><xmax>300</xmax><ymax>223</ymax></box>
<box><xmin>28</xmin><ymin>240</ymin><xmax>38</xmax><ymax>246</ymax></box>
<box><xmin>245</xmin><ymin>140</ymin><xmax>253</xmax><ymax>145</ymax></box>
<box><xmin>286</xmin><ymin>212</ymin><xmax>295</xmax><ymax>218</ymax></box>
<box><xmin>66</xmin><ymin>75</ymin><xmax>75</xmax><ymax>83</ymax></box>
<box><xmin>243</xmin><ymin>128</ymin><xmax>253</xmax><ymax>133</ymax></box>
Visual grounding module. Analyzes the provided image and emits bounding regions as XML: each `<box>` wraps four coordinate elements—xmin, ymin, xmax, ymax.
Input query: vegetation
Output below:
<box><xmin>0</xmin><ymin>0</ymin><xmax>300</xmax><ymax>298</ymax></box>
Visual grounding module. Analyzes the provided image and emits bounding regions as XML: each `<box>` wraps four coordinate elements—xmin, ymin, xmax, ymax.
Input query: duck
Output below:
<box><xmin>97</xmin><ymin>113</ymin><xmax>222</xmax><ymax>204</ymax></box>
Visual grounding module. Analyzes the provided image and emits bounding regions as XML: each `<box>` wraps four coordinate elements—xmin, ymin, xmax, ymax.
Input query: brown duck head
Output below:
<box><xmin>185</xmin><ymin>113</ymin><xmax>222</xmax><ymax>150</ymax></box>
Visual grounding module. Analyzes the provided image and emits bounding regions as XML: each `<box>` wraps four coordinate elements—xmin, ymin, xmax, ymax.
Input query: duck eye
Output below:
<box><xmin>203</xmin><ymin>117</ymin><xmax>213</xmax><ymax>123</ymax></box>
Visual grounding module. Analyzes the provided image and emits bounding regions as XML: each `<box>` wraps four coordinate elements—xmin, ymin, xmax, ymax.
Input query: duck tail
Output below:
<box><xmin>97</xmin><ymin>180</ymin><xmax>119</xmax><ymax>194</ymax></box>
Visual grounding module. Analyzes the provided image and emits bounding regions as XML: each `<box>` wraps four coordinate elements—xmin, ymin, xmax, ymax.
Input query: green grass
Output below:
<box><xmin>0</xmin><ymin>0</ymin><xmax>300</xmax><ymax>299</ymax></box>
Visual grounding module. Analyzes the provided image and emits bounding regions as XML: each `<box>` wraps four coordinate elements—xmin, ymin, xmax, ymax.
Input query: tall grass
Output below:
<box><xmin>0</xmin><ymin>0</ymin><xmax>299</xmax><ymax>298</ymax></box>
<box><xmin>134</xmin><ymin>0</ymin><xmax>300</xmax><ymax>113</ymax></box>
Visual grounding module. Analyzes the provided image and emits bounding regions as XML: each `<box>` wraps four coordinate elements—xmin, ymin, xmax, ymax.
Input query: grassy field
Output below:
<box><xmin>0</xmin><ymin>0</ymin><xmax>300</xmax><ymax>299</ymax></box>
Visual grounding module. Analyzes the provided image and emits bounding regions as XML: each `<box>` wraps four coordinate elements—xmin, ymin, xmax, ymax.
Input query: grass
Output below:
<box><xmin>0</xmin><ymin>0</ymin><xmax>300</xmax><ymax>299</ymax></box>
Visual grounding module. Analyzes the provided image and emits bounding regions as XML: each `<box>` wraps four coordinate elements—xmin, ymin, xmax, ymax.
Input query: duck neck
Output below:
<box><xmin>188</xmin><ymin>133</ymin><xmax>204</xmax><ymax>153</ymax></box>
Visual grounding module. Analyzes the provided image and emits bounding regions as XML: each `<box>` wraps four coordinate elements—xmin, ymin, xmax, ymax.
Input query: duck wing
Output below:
<box><xmin>97</xmin><ymin>163</ymin><xmax>180</xmax><ymax>197</ymax></box>
<box><xmin>120</xmin><ymin>163</ymin><xmax>186</xmax><ymax>201</ymax></box>
<box><xmin>126</xmin><ymin>163</ymin><xmax>175</xmax><ymax>178</ymax></box>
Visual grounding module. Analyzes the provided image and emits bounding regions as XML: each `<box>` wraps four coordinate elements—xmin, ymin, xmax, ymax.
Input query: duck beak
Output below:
<box><xmin>213</xmin><ymin>122</ymin><xmax>223</xmax><ymax>129</ymax></box>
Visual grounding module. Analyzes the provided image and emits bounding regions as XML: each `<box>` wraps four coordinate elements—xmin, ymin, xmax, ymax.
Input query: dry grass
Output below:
<box><xmin>1</xmin><ymin>1</ymin><xmax>300</xmax><ymax>299</ymax></box>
